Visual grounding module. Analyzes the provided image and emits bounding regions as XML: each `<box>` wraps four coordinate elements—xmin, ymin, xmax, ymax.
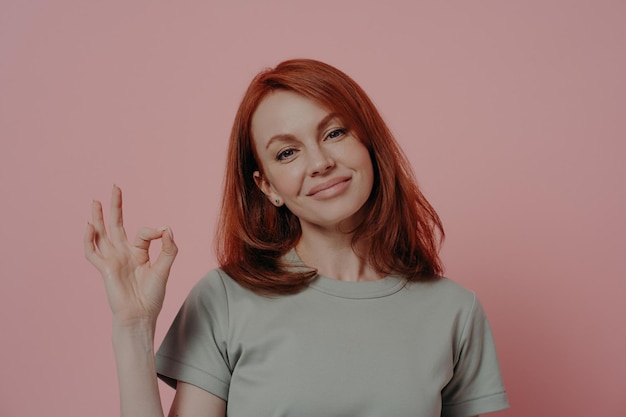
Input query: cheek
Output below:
<box><xmin>357</xmin><ymin>150</ymin><xmax>375</xmax><ymax>197</ymax></box>
<box><xmin>364</xmin><ymin>160</ymin><xmax>375</xmax><ymax>194</ymax></box>
<box><xmin>353</xmin><ymin>144</ymin><xmax>374</xmax><ymax>179</ymax></box>
<box><xmin>267</xmin><ymin>166</ymin><xmax>305</xmax><ymax>196</ymax></box>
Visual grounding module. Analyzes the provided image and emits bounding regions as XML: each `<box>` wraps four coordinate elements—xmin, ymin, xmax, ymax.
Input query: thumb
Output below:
<box><xmin>153</xmin><ymin>227</ymin><xmax>178</xmax><ymax>279</ymax></box>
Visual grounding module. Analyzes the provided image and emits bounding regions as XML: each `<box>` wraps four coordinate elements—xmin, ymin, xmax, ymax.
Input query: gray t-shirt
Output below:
<box><xmin>156</xmin><ymin>262</ymin><xmax>508</xmax><ymax>417</ymax></box>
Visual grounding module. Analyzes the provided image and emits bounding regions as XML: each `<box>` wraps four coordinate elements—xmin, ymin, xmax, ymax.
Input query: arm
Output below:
<box><xmin>169</xmin><ymin>382</ymin><xmax>226</xmax><ymax>417</ymax></box>
<box><xmin>112</xmin><ymin>321</ymin><xmax>225</xmax><ymax>417</ymax></box>
<box><xmin>111</xmin><ymin>320</ymin><xmax>165</xmax><ymax>417</ymax></box>
<box><xmin>84</xmin><ymin>185</ymin><xmax>225</xmax><ymax>417</ymax></box>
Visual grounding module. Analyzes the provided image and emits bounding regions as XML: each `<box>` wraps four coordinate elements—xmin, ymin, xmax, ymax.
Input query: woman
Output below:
<box><xmin>85</xmin><ymin>59</ymin><xmax>509</xmax><ymax>417</ymax></box>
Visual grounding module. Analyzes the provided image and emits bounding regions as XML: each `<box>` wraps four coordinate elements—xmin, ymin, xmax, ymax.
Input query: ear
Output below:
<box><xmin>253</xmin><ymin>171</ymin><xmax>283</xmax><ymax>207</ymax></box>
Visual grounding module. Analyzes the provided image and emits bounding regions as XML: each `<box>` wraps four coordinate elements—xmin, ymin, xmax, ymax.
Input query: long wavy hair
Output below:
<box><xmin>215</xmin><ymin>59</ymin><xmax>444</xmax><ymax>294</ymax></box>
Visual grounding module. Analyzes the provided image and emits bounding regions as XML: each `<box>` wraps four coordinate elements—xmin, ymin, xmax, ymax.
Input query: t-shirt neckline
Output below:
<box><xmin>283</xmin><ymin>248</ymin><xmax>406</xmax><ymax>299</ymax></box>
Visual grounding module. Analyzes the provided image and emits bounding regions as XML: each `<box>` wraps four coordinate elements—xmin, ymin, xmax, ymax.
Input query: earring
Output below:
<box><xmin>275</xmin><ymin>199</ymin><xmax>280</xmax><ymax>205</ymax></box>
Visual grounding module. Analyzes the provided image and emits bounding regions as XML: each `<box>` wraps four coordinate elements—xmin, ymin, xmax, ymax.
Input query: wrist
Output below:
<box><xmin>112</xmin><ymin>312</ymin><xmax>157</xmax><ymax>329</ymax></box>
<box><xmin>112</xmin><ymin>317</ymin><xmax>156</xmax><ymax>340</ymax></box>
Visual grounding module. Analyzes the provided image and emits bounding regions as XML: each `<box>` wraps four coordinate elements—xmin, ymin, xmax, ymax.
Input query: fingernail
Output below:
<box><xmin>166</xmin><ymin>227</ymin><xmax>174</xmax><ymax>240</ymax></box>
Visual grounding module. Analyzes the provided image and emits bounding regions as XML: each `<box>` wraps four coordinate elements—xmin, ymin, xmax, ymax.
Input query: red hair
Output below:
<box><xmin>216</xmin><ymin>59</ymin><xmax>444</xmax><ymax>294</ymax></box>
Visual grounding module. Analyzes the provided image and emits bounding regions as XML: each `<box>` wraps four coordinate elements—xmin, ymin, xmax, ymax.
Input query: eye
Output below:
<box><xmin>276</xmin><ymin>148</ymin><xmax>297</xmax><ymax>161</ymax></box>
<box><xmin>326</xmin><ymin>128</ymin><xmax>347</xmax><ymax>140</ymax></box>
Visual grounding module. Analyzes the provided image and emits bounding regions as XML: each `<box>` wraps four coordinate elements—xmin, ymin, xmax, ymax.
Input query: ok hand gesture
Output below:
<box><xmin>84</xmin><ymin>185</ymin><xmax>178</xmax><ymax>326</ymax></box>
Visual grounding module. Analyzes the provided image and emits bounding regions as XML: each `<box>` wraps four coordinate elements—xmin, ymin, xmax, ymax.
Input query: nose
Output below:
<box><xmin>308</xmin><ymin>145</ymin><xmax>335</xmax><ymax>176</ymax></box>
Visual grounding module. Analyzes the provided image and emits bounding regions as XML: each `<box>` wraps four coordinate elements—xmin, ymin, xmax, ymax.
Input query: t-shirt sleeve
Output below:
<box><xmin>441</xmin><ymin>295</ymin><xmax>509</xmax><ymax>417</ymax></box>
<box><xmin>155</xmin><ymin>270</ymin><xmax>231</xmax><ymax>401</ymax></box>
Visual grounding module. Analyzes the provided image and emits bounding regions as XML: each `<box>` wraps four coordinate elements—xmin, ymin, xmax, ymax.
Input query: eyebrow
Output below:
<box><xmin>317</xmin><ymin>112</ymin><xmax>339</xmax><ymax>132</ymax></box>
<box><xmin>265</xmin><ymin>112</ymin><xmax>340</xmax><ymax>150</ymax></box>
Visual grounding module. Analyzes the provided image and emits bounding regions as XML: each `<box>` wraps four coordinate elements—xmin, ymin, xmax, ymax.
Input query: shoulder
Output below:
<box><xmin>401</xmin><ymin>277</ymin><xmax>486</xmax><ymax>341</ymax></box>
<box><xmin>174</xmin><ymin>269</ymin><xmax>258</xmax><ymax>333</ymax></box>
<box><xmin>404</xmin><ymin>276</ymin><xmax>477</xmax><ymax>308</ymax></box>
<box><xmin>186</xmin><ymin>269</ymin><xmax>229</xmax><ymax>302</ymax></box>
<box><xmin>191</xmin><ymin>268</ymin><xmax>268</xmax><ymax>305</ymax></box>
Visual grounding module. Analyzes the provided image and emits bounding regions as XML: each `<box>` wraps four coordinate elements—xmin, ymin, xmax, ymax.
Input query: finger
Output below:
<box><xmin>84</xmin><ymin>222</ymin><xmax>103</xmax><ymax>269</ymax></box>
<box><xmin>91</xmin><ymin>199</ymin><xmax>108</xmax><ymax>247</ymax></box>
<box><xmin>133</xmin><ymin>227</ymin><xmax>166</xmax><ymax>251</ymax></box>
<box><xmin>109</xmin><ymin>185</ymin><xmax>128</xmax><ymax>242</ymax></box>
<box><xmin>153</xmin><ymin>227</ymin><xmax>178</xmax><ymax>279</ymax></box>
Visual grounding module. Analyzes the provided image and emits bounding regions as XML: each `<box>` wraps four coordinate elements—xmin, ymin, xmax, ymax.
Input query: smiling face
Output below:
<box><xmin>251</xmin><ymin>90</ymin><xmax>374</xmax><ymax>233</ymax></box>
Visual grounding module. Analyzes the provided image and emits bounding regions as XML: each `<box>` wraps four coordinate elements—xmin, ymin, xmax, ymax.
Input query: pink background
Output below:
<box><xmin>1</xmin><ymin>1</ymin><xmax>624</xmax><ymax>416</ymax></box>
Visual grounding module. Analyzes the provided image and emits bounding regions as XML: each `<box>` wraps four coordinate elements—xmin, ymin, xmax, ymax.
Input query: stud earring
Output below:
<box><xmin>275</xmin><ymin>199</ymin><xmax>280</xmax><ymax>205</ymax></box>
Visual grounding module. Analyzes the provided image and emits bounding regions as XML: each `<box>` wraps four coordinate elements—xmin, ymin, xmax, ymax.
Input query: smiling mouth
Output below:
<box><xmin>306</xmin><ymin>176</ymin><xmax>351</xmax><ymax>196</ymax></box>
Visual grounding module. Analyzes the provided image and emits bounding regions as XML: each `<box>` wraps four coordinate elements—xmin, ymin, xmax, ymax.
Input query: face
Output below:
<box><xmin>251</xmin><ymin>90</ymin><xmax>374</xmax><ymax>232</ymax></box>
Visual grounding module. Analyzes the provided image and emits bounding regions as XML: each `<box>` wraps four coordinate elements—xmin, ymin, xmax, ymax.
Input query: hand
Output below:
<box><xmin>84</xmin><ymin>185</ymin><xmax>178</xmax><ymax>326</ymax></box>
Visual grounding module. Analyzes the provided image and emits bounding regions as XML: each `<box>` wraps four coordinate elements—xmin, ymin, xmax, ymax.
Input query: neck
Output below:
<box><xmin>295</xmin><ymin>225</ymin><xmax>383</xmax><ymax>282</ymax></box>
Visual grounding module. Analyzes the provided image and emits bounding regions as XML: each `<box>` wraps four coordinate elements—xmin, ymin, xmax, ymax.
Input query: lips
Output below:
<box><xmin>306</xmin><ymin>176</ymin><xmax>351</xmax><ymax>196</ymax></box>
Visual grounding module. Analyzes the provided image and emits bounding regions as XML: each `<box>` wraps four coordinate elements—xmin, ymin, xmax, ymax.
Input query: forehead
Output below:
<box><xmin>251</xmin><ymin>90</ymin><xmax>332</xmax><ymax>142</ymax></box>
